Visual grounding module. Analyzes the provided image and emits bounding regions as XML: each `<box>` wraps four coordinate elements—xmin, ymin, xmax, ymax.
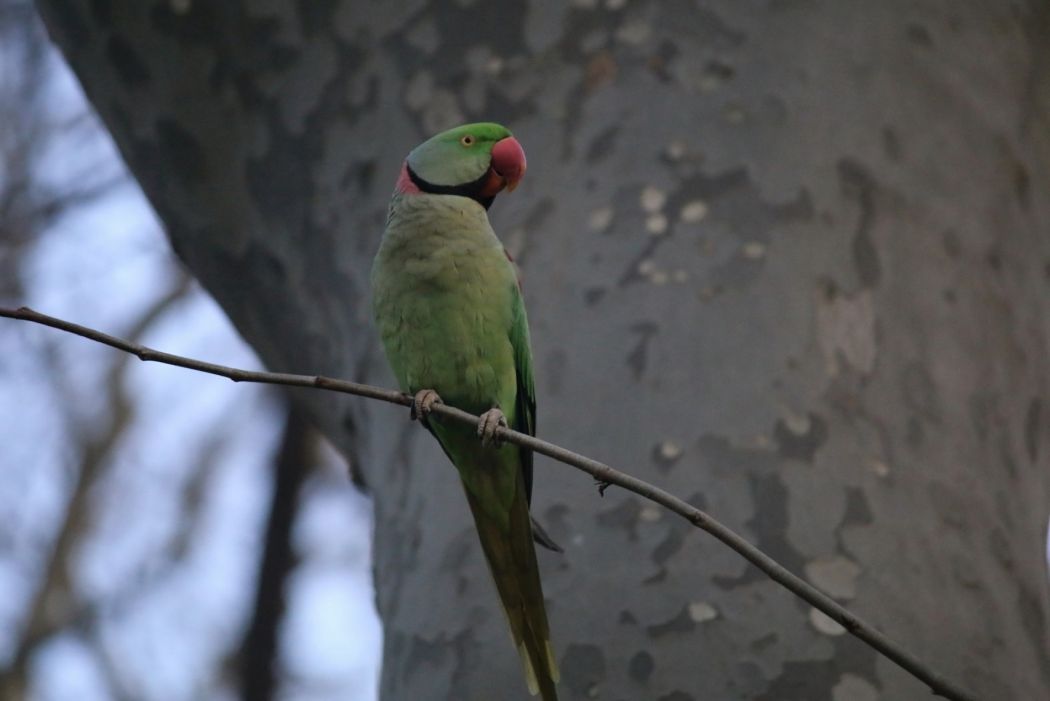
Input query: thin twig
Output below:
<box><xmin>0</xmin><ymin>305</ymin><xmax>979</xmax><ymax>701</ymax></box>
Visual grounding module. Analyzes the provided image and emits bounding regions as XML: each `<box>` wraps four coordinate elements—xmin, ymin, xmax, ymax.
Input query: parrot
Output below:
<box><xmin>371</xmin><ymin>123</ymin><xmax>560</xmax><ymax>699</ymax></box>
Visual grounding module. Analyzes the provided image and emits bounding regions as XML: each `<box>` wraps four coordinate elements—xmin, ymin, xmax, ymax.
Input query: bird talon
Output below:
<box><xmin>411</xmin><ymin>389</ymin><xmax>442</xmax><ymax>422</ymax></box>
<box><xmin>477</xmin><ymin>408</ymin><xmax>508</xmax><ymax>447</ymax></box>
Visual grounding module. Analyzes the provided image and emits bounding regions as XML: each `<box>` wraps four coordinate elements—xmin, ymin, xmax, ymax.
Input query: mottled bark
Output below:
<box><xmin>35</xmin><ymin>1</ymin><xmax>1050</xmax><ymax>699</ymax></box>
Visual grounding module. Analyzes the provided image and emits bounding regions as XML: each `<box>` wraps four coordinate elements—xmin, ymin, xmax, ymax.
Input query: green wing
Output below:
<box><xmin>509</xmin><ymin>283</ymin><xmax>537</xmax><ymax>502</ymax></box>
<box><xmin>509</xmin><ymin>284</ymin><xmax>563</xmax><ymax>552</ymax></box>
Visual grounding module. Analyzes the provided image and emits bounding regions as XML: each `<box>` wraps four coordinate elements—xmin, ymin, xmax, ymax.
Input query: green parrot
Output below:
<box><xmin>371</xmin><ymin>123</ymin><xmax>560</xmax><ymax>699</ymax></box>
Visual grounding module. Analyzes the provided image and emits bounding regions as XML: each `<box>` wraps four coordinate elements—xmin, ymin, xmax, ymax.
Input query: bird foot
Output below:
<box><xmin>411</xmin><ymin>389</ymin><xmax>442</xmax><ymax>422</ymax></box>
<box><xmin>477</xmin><ymin>407</ymin><xmax>508</xmax><ymax>447</ymax></box>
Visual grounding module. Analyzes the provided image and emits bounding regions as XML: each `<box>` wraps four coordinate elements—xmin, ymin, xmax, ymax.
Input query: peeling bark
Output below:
<box><xmin>35</xmin><ymin>1</ymin><xmax>1050</xmax><ymax>699</ymax></box>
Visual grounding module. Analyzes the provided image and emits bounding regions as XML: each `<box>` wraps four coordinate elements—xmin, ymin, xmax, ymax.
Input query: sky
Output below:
<box><xmin>0</xmin><ymin>10</ymin><xmax>381</xmax><ymax>700</ymax></box>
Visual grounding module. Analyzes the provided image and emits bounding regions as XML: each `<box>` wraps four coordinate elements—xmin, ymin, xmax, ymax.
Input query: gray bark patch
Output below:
<box><xmin>586</xmin><ymin>124</ymin><xmax>620</xmax><ymax>163</ymax></box>
<box><xmin>837</xmin><ymin>159</ymin><xmax>882</xmax><ymax>289</ymax></box>
<box><xmin>646</xmin><ymin>606</ymin><xmax>696</xmax><ymax>638</ymax></box>
<box><xmin>841</xmin><ymin>487</ymin><xmax>874</xmax><ymax>528</ymax></box>
<box><xmin>626</xmin><ymin>321</ymin><xmax>658</xmax><ymax>380</ymax></box>
<box><xmin>561</xmin><ymin>643</ymin><xmax>606</xmax><ymax>696</ymax></box>
<box><xmin>596</xmin><ymin>496</ymin><xmax>642</xmax><ymax>540</ymax></box>
<box><xmin>657</xmin><ymin>692</ymin><xmax>696</xmax><ymax>701</ymax></box>
<box><xmin>628</xmin><ymin>650</ymin><xmax>654</xmax><ymax>683</ymax></box>
<box><xmin>816</xmin><ymin>286</ymin><xmax>877</xmax><ymax>377</ymax></box>
<box><xmin>1024</xmin><ymin>397</ymin><xmax>1042</xmax><ymax>462</ymax></box>
<box><xmin>756</xmin><ymin>659</ymin><xmax>839</xmax><ymax>701</ymax></box>
<box><xmin>105</xmin><ymin>35</ymin><xmax>151</xmax><ymax>87</ymax></box>
<box><xmin>155</xmin><ymin>118</ymin><xmax>207</xmax><ymax>186</ymax></box>
<box><xmin>773</xmin><ymin>413</ymin><xmax>828</xmax><ymax>463</ymax></box>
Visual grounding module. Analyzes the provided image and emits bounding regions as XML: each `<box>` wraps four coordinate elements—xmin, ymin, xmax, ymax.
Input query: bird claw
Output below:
<box><xmin>411</xmin><ymin>389</ymin><xmax>442</xmax><ymax>422</ymax></box>
<box><xmin>477</xmin><ymin>407</ymin><xmax>508</xmax><ymax>447</ymax></box>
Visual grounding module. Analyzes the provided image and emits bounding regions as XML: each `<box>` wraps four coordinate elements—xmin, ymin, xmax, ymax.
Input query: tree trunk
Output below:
<box><xmin>36</xmin><ymin>1</ymin><xmax>1050</xmax><ymax>699</ymax></box>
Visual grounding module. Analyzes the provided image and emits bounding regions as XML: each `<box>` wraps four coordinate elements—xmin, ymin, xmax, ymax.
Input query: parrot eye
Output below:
<box><xmin>460</xmin><ymin>134</ymin><xmax>476</xmax><ymax>147</ymax></box>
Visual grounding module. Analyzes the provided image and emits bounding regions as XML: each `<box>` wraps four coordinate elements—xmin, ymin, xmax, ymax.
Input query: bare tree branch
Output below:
<box><xmin>0</xmin><ymin>287</ymin><xmax>187</xmax><ymax>698</ymax></box>
<box><xmin>238</xmin><ymin>405</ymin><xmax>312</xmax><ymax>701</ymax></box>
<box><xmin>0</xmin><ymin>305</ymin><xmax>980</xmax><ymax>701</ymax></box>
<box><xmin>81</xmin><ymin>629</ymin><xmax>137</xmax><ymax>701</ymax></box>
<box><xmin>58</xmin><ymin>421</ymin><xmax>240</xmax><ymax>700</ymax></box>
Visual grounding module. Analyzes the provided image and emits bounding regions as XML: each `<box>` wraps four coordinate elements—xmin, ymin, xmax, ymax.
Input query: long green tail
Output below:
<box><xmin>462</xmin><ymin>478</ymin><xmax>559</xmax><ymax>700</ymax></box>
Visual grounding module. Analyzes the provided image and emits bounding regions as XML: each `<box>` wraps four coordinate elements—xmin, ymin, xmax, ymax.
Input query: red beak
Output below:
<box><xmin>489</xmin><ymin>136</ymin><xmax>526</xmax><ymax>192</ymax></box>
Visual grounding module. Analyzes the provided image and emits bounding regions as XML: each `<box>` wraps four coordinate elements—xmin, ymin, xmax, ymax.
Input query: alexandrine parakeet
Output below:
<box><xmin>371</xmin><ymin>123</ymin><xmax>560</xmax><ymax>699</ymax></box>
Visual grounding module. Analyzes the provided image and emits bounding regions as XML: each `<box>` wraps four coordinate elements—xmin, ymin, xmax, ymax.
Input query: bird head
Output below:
<box><xmin>400</xmin><ymin>122</ymin><xmax>527</xmax><ymax>208</ymax></box>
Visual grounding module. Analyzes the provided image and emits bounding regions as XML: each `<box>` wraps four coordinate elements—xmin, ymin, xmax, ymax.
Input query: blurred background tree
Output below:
<box><xmin>3</xmin><ymin>1</ymin><xmax>1050</xmax><ymax>700</ymax></box>
<box><xmin>0</xmin><ymin>2</ymin><xmax>379</xmax><ymax>699</ymax></box>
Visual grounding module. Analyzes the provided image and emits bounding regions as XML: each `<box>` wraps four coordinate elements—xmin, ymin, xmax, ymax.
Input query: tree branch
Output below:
<box><xmin>0</xmin><ymin>285</ymin><xmax>188</xmax><ymax>698</ymax></box>
<box><xmin>239</xmin><ymin>405</ymin><xmax>311</xmax><ymax>701</ymax></box>
<box><xmin>0</xmin><ymin>305</ymin><xmax>979</xmax><ymax>701</ymax></box>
